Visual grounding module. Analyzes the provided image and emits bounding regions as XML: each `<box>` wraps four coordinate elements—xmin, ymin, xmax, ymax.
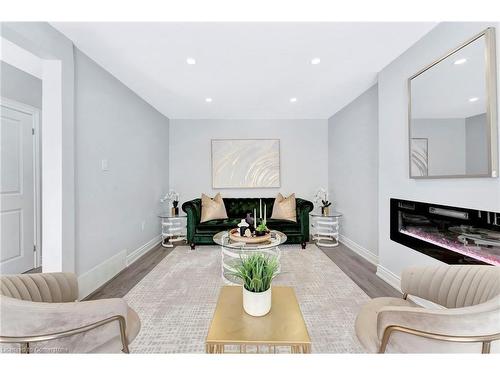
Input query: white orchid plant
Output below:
<box><xmin>314</xmin><ymin>187</ymin><xmax>332</xmax><ymax>209</ymax></box>
<box><xmin>160</xmin><ymin>189</ymin><xmax>180</xmax><ymax>208</ymax></box>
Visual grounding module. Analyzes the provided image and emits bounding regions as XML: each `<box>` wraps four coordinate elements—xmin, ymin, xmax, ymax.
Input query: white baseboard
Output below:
<box><xmin>78</xmin><ymin>235</ymin><xmax>162</xmax><ymax>300</ymax></box>
<box><xmin>339</xmin><ymin>234</ymin><xmax>378</xmax><ymax>265</ymax></box>
<box><xmin>376</xmin><ymin>264</ymin><xmax>443</xmax><ymax>309</ymax></box>
<box><xmin>126</xmin><ymin>235</ymin><xmax>162</xmax><ymax>266</ymax></box>
<box><xmin>375</xmin><ymin>264</ymin><xmax>401</xmax><ymax>290</ymax></box>
<box><xmin>78</xmin><ymin>250</ymin><xmax>127</xmax><ymax>300</ymax></box>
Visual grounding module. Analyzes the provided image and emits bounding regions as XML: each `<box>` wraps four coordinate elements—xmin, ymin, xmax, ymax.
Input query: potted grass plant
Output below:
<box><xmin>232</xmin><ymin>253</ymin><xmax>279</xmax><ymax>317</ymax></box>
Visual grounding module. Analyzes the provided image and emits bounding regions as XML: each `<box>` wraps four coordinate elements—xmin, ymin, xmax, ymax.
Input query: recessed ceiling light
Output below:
<box><xmin>205</xmin><ymin>97</ymin><xmax>212</xmax><ymax>103</ymax></box>
<box><xmin>290</xmin><ymin>97</ymin><xmax>297</xmax><ymax>103</ymax></box>
<box><xmin>469</xmin><ymin>97</ymin><xmax>479</xmax><ymax>102</ymax></box>
<box><xmin>186</xmin><ymin>57</ymin><xmax>196</xmax><ymax>65</ymax></box>
<box><xmin>454</xmin><ymin>58</ymin><xmax>467</xmax><ymax>65</ymax></box>
<box><xmin>311</xmin><ymin>58</ymin><xmax>321</xmax><ymax>65</ymax></box>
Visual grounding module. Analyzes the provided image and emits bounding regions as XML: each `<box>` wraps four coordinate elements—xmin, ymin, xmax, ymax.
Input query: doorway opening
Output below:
<box><xmin>1</xmin><ymin>35</ymin><xmax>71</xmax><ymax>274</ymax></box>
<box><xmin>0</xmin><ymin>97</ymin><xmax>41</xmax><ymax>273</ymax></box>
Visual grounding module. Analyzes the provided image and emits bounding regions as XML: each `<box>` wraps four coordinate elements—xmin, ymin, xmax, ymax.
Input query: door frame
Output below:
<box><xmin>1</xmin><ymin>97</ymin><xmax>42</xmax><ymax>269</ymax></box>
<box><xmin>1</xmin><ymin>35</ymin><xmax>74</xmax><ymax>273</ymax></box>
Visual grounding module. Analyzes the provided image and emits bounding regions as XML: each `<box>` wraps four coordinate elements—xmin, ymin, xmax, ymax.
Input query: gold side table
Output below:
<box><xmin>206</xmin><ymin>286</ymin><xmax>311</xmax><ymax>354</ymax></box>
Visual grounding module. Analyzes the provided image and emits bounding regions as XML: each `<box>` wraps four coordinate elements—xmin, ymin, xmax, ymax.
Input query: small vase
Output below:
<box><xmin>239</xmin><ymin>226</ymin><xmax>250</xmax><ymax>236</ymax></box>
<box><xmin>245</xmin><ymin>213</ymin><xmax>255</xmax><ymax>231</ymax></box>
<box><xmin>322</xmin><ymin>206</ymin><xmax>330</xmax><ymax>216</ymax></box>
<box><xmin>243</xmin><ymin>287</ymin><xmax>272</xmax><ymax>317</ymax></box>
<box><xmin>171</xmin><ymin>207</ymin><xmax>179</xmax><ymax>216</ymax></box>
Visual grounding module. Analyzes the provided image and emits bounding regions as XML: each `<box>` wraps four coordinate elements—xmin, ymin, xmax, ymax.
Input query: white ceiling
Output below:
<box><xmin>52</xmin><ymin>22</ymin><xmax>436</xmax><ymax>119</ymax></box>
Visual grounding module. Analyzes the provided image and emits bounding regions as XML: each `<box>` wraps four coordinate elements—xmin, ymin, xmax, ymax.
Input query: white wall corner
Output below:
<box><xmin>126</xmin><ymin>235</ymin><xmax>162</xmax><ymax>267</ymax></box>
<box><xmin>77</xmin><ymin>250</ymin><xmax>127</xmax><ymax>300</ymax></box>
<box><xmin>339</xmin><ymin>234</ymin><xmax>378</xmax><ymax>265</ymax></box>
<box><xmin>41</xmin><ymin>60</ymin><xmax>68</xmax><ymax>272</ymax></box>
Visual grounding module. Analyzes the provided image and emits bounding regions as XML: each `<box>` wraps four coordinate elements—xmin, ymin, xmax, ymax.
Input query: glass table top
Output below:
<box><xmin>213</xmin><ymin>230</ymin><xmax>287</xmax><ymax>250</ymax></box>
<box><xmin>309</xmin><ymin>210</ymin><xmax>343</xmax><ymax>218</ymax></box>
<box><xmin>158</xmin><ymin>212</ymin><xmax>187</xmax><ymax>218</ymax></box>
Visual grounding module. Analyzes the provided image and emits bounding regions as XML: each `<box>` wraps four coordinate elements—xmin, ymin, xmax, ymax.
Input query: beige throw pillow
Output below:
<box><xmin>271</xmin><ymin>193</ymin><xmax>297</xmax><ymax>222</ymax></box>
<box><xmin>200</xmin><ymin>193</ymin><xmax>228</xmax><ymax>223</ymax></box>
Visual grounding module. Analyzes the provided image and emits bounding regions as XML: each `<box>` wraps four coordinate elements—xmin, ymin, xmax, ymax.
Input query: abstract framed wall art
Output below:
<box><xmin>211</xmin><ymin>139</ymin><xmax>281</xmax><ymax>188</ymax></box>
<box><xmin>410</xmin><ymin>138</ymin><xmax>429</xmax><ymax>177</ymax></box>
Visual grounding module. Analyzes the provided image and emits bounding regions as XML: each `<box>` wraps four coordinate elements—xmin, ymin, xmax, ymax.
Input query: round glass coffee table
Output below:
<box><xmin>213</xmin><ymin>230</ymin><xmax>287</xmax><ymax>285</ymax></box>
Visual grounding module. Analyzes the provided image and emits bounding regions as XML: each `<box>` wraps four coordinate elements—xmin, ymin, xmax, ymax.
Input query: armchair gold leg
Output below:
<box><xmin>379</xmin><ymin>328</ymin><xmax>392</xmax><ymax>353</ymax></box>
<box><xmin>118</xmin><ymin>316</ymin><xmax>130</xmax><ymax>353</ymax></box>
<box><xmin>482</xmin><ymin>341</ymin><xmax>491</xmax><ymax>354</ymax></box>
<box><xmin>379</xmin><ymin>325</ymin><xmax>500</xmax><ymax>354</ymax></box>
<box><xmin>21</xmin><ymin>342</ymin><xmax>30</xmax><ymax>354</ymax></box>
<box><xmin>1</xmin><ymin>315</ymin><xmax>130</xmax><ymax>354</ymax></box>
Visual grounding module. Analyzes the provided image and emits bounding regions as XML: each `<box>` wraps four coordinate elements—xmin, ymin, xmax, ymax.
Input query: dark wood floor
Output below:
<box><xmin>319</xmin><ymin>243</ymin><xmax>401</xmax><ymax>298</ymax></box>
<box><xmin>24</xmin><ymin>266</ymin><xmax>42</xmax><ymax>274</ymax></box>
<box><xmin>84</xmin><ymin>244</ymin><xmax>174</xmax><ymax>300</ymax></box>
<box><xmin>86</xmin><ymin>242</ymin><xmax>400</xmax><ymax>300</ymax></box>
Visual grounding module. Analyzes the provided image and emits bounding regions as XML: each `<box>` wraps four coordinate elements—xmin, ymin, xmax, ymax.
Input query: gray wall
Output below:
<box><xmin>74</xmin><ymin>49</ymin><xmax>169</xmax><ymax>275</ymax></box>
<box><xmin>169</xmin><ymin>119</ymin><xmax>328</xmax><ymax>204</ymax></box>
<box><xmin>1</xmin><ymin>61</ymin><xmax>42</xmax><ymax>109</ymax></box>
<box><xmin>328</xmin><ymin>84</ymin><xmax>378</xmax><ymax>258</ymax></box>
<box><xmin>378</xmin><ymin>22</ymin><xmax>500</xmax><ymax>282</ymax></box>
<box><xmin>465</xmin><ymin>113</ymin><xmax>488</xmax><ymax>175</ymax></box>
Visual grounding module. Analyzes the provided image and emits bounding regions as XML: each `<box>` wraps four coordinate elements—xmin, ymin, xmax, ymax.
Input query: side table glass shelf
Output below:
<box><xmin>310</xmin><ymin>211</ymin><xmax>343</xmax><ymax>247</ymax></box>
<box><xmin>158</xmin><ymin>213</ymin><xmax>187</xmax><ymax>248</ymax></box>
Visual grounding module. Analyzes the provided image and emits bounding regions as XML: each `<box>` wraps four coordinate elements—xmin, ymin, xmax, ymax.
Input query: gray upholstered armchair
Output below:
<box><xmin>0</xmin><ymin>272</ymin><xmax>141</xmax><ymax>353</ymax></box>
<box><xmin>355</xmin><ymin>265</ymin><xmax>500</xmax><ymax>353</ymax></box>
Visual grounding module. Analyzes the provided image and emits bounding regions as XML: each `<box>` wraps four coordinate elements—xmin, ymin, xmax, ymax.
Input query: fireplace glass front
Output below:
<box><xmin>390</xmin><ymin>199</ymin><xmax>500</xmax><ymax>266</ymax></box>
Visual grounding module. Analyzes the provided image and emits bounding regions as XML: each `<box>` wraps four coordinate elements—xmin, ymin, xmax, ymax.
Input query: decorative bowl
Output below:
<box><xmin>229</xmin><ymin>228</ymin><xmax>271</xmax><ymax>244</ymax></box>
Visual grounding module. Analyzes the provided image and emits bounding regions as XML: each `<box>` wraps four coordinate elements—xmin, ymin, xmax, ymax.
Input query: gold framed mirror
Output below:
<box><xmin>408</xmin><ymin>27</ymin><xmax>498</xmax><ymax>179</ymax></box>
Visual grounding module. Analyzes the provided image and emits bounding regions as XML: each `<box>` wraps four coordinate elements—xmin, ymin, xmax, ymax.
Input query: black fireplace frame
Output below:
<box><xmin>390</xmin><ymin>198</ymin><xmax>499</xmax><ymax>265</ymax></box>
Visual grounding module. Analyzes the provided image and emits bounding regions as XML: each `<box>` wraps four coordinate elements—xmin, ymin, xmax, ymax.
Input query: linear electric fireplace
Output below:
<box><xmin>390</xmin><ymin>199</ymin><xmax>500</xmax><ymax>265</ymax></box>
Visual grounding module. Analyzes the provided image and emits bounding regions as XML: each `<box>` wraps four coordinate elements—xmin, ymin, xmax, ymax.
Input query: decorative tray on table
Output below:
<box><xmin>228</xmin><ymin>228</ymin><xmax>271</xmax><ymax>244</ymax></box>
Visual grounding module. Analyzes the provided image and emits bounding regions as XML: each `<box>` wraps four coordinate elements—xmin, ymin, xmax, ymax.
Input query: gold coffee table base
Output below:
<box><xmin>206</xmin><ymin>343</ymin><xmax>311</xmax><ymax>354</ymax></box>
<box><xmin>206</xmin><ymin>286</ymin><xmax>311</xmax><ymax>354</ymax></box>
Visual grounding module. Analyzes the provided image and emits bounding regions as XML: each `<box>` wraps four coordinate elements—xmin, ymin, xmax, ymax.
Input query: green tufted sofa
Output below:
<box><xmin>182</xmin><ymin>197</ymin><xmax>313</xmax><ymax>249</ymax></box>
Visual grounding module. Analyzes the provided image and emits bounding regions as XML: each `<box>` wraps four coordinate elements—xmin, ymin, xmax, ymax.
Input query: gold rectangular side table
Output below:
<box><xmin>206</xmin><ymin>286</ymin><xmax>311</xmax><ymax>354</ymax></box>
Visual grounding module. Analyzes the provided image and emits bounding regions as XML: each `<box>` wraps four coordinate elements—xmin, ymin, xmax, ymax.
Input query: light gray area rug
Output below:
<box><xmin>124</xmin><ymin>244</ymin><xmax>370</xmax><ymax>353</ymax></box>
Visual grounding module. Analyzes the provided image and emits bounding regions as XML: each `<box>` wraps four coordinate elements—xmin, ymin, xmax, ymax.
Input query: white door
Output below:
<box><xmin>0</xmin><ymin>103</ymin><xmax>36</xmax><ymax>274</ymax></box>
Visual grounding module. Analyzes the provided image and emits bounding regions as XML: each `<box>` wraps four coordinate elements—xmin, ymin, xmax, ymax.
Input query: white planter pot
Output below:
<box><xmin>242</xmin><ymin>287</ymin><xmax>272</xmax><ymax>317</ymax></box>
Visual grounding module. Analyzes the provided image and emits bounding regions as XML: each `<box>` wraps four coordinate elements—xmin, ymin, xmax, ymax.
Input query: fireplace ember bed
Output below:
<box><xmin>390</xmin><ymin>199</ymin><xmax>500</xmax><ymax>266</ymax></box>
